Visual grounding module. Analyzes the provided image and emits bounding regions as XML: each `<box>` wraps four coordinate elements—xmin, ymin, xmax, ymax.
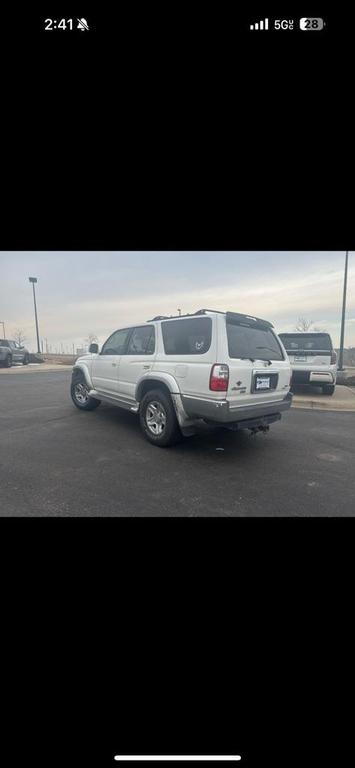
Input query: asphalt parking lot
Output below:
<box><xmin>1</xmin><ymin>370</ymin><xmax>355</xmax><ymax>516</ymax></box>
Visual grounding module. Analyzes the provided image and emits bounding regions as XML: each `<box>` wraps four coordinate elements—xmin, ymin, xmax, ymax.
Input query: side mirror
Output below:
<box><xmin>89</xmin><ymin>343</ymin><xmax>99</xmax><ymax>353</ymax></box>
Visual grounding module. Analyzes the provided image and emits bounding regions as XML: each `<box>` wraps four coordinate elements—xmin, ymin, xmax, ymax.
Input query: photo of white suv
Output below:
<box><xmin>71</xmin><ymin>309</ymin><xmax>292</xmax><ymax>446</ymax></box>
<box><xmin>279</xmin><ymin>332</ymin><xmax>337</xmax><ymax>395</ymax></box>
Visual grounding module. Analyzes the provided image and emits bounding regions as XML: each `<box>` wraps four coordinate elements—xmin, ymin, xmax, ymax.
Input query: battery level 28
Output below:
<box><xmin>300</xmin><ymin>18</ymin><xmax>325</xmax><ymax>30</ymax></box>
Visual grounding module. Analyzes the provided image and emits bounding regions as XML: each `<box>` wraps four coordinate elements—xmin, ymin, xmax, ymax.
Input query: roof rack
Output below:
<box><xmin>147</xmin><ymin>309</ymin><xmax>226</xmax><ymax>322</ymax></box>
<box><xmin>147</xmin><ymin>309</ymin><xmax>273</xmax><ymax>328</ymax></box>
<box><xmin>194</xmin><ymin>308</ymin><xmax>226</xmax><ymax>315</ymax></box>
<box><xmin>147</xmin><ymin>311</ymin><xmax>207</xmax><ymax>322</ymax></box>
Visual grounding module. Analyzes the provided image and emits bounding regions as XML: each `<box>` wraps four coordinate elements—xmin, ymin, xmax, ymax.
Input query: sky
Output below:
<box><xmin>0</xmin><ymin>251</ymin><xmax>354</xmax><ymax>352</ymax></box>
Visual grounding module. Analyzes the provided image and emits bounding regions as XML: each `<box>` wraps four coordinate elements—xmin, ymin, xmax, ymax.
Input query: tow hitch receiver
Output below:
<box><xmin>225</xmin><ymin>413</ymin><xmax>281</xmax><ymax>432</ymax></box>
<box><xmin>250</xmin><ymin>423</ymin><xmax>270</xmax><ymax>435</ymax></box>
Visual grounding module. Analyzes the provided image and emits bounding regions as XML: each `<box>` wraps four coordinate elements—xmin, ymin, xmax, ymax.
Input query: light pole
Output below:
<box><xmin>338</xmin><ymin>251</ymin><xmax>349</xmax><ymax>371</ymax></box>
<box><xmin>0</xmin><ymin>321</ymin><xmax>5</xmax><ymax>338</ymax></box>
<box><xmin>28</xmin><ymin>277</ymin><xmax>41</xmax><ymax>354</ymax></box>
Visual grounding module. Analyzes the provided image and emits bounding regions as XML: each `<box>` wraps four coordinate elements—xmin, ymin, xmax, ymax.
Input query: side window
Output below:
<box><xmin>161</xmin><ymin>317</ymin><xmax>212</xmax><ymax>355</ymax></box>
<box><xmin>101</xmin><ymin>328</ymin><xmax>131</xmax><ymax>355</ymax></box>
<box><xmin>127</xmin><ymin>326</ymin><xmax>155</xmax><ymax>355</ymax></box>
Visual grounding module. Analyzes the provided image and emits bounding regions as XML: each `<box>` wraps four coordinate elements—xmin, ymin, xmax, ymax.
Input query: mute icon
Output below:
<box><xmin>77</xmin><ymin>18</ymin><xmax>89</xmax><ymax>31</ymax></box>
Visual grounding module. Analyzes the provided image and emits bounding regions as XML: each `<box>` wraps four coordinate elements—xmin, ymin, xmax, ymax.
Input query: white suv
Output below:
<box><xmin>71</xmin><ymin>309</ymin><xmax>292</xmax><ymax>446</ymax></box>
<box><xmin>279</xmin><ymin>332</ymin><xmax>337</xmax><ymax>395</ymax></box>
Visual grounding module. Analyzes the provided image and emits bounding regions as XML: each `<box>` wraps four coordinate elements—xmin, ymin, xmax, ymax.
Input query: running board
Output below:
<box><xmin>89</xmin><ymin>390</ymin><xmax>139</xmax><ymax>412</ymax></box>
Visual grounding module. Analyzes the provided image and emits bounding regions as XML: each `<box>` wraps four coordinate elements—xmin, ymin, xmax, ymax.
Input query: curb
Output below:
<box><xmin>0</xmin><ymin>364</ymin><xmax>73</xmax><ymax>374</ymax></box>
<box><xmin>292</xmin><ymin>389</ymin><xmax>355</xmax><ymax>412</ymax></box>
<box><xmin>292</xmin><ymin>385</ymin><xmax>355</xmax><ymax>413</ymax></box>
<box><xmin>292</xmin><ymin>404</ymin><xmax>355</xmax><ymax>413</ymax></box>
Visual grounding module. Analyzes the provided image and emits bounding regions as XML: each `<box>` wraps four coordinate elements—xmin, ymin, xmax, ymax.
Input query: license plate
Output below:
<box><xmin>255</xmin><ymin>376</ymin><xmax>270</xmax><ymax>390</ymax></box>
<box><xmin>294</xmin><ymin>355</ymin><xmax>306</xmax><ymax>362</ymax></box>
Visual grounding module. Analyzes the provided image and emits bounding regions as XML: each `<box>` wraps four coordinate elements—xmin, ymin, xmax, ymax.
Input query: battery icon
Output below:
<box><xmin>300</xmin><ymin>18</ymin><xmax>324</xmax><ymax>30</ymax></box>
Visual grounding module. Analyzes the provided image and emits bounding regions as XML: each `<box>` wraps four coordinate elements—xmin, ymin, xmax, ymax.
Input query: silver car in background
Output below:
<box><xmin>0</xmin><ymin>339</ymin><xmax>30</xmax><ymax>367</ymax></box>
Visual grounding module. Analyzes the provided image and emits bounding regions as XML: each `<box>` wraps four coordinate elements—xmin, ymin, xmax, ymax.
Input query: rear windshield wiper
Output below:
<box><xmin>239</xmin><ymin>357</ymin><xmax>274</xmax><ymax>364</ymax></box>
<box><xmin>256</xmin><ymin>346</ymin><xmax>278</xmax><ymax>354</ymax></box>
<box><xmin>255</xmin><ymin>346</ymin><xmax>280</xmax><ymax>364</ymax></box>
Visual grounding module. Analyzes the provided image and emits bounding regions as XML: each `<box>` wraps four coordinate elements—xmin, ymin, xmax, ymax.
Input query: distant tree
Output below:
<box><xmin>295</xmin><ymin>317</ymin><xmax>326</xmax><ymax>332</ymax></box>
<box><xmin>12</xmin><ymin>328</ymin><xmax>27</xmax><ymax>346</ymax></box>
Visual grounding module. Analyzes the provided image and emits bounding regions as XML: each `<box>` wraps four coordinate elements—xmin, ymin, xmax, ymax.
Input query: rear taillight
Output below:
<box><xmin>331</xmin><ymin>350</ymin><xmax>337</xmax><ymax>364</ymax></box>
<box><xmin>210</xmin><ymin>364</ymin><xmax>229</xmax><ymax>391</ymax></box>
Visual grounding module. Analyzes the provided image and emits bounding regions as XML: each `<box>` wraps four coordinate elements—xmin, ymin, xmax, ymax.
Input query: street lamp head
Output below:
<box><xmin>29</xmin><ymin>277</ymin><xmax>37</xmax><ymax>283</ymax></box>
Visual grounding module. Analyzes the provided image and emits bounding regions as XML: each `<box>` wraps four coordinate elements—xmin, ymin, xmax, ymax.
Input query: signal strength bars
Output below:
<box><xmin>250</xmin><ymin>18</ymin><xmax>269</xmax><ymax>31</ymax></box>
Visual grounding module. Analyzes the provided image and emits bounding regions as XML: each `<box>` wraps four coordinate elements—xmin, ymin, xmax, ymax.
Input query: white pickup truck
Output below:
<box><xmin>71</xmin><ymin>309</ymin><xmax>292</xmax><ymax>446</ymax></box>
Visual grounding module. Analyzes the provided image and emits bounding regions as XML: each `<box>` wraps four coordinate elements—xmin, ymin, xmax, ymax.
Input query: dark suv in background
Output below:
<box><xmin>0</xmin><ymin>340</ymin><xmax>30</xmax><ymax>367</ymax></box>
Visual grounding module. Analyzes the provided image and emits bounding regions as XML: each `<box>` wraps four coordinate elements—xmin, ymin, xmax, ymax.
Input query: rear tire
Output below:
<box><xmin>139</xmin><ymin>388</ymin><xmax>181</xmax><ymax>447</ymax></box>
<box><xmin>5</xmin><ymin>355</ymin><xmax>12</xmax><ymax>368</ymax></box>
<box><xmin>23</xmin><ymin>354</ymin><xmax>29</xmax><ymax>365</ymax></box>
<box><xmin>71</xmin><ymin>372</ymin><xmax>101</xmax><ymax>411</ymax></box>
<box><xmin>322</xmin><ymin>384</ymin><xmax>335</xmax><ymax>396</ymax></box>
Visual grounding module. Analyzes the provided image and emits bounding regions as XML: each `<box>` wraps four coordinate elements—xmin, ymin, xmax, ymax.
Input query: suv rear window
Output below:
<box><xmin>227</xmin><ymin>322</ymin><xmax>284</xmax><ymax>361</ymax></box>
<box><xmin>0</xmin><ymin>340</ymin><xmax>9</xmax><ymax>347</ymax></box>
<box><xmin>162</xmin><ymin>317</ymin><xmax>212</xmax><ymax>355</ymax></box>
<box><xmin>279</xmin><ymin>333</ymin><xmax>332</xmax><ymax>352</ymax></box>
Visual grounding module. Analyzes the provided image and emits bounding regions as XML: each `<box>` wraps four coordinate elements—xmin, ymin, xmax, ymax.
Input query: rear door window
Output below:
<box><xmin>126</xmin><ymin>326</ymin><xmax>155</xmax><ymax>355</ymax></box>
<box><xmin>162</xmin><ymin>317</ymin><xmax>212</xmax><ymax>355</ymax></box>
<box><xmin>227</xmin><ymin>323</ymin><xmax>284</xmax><ymax>361</ymax></box>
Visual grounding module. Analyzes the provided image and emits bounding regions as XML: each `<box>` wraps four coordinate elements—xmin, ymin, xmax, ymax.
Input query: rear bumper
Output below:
<box><xmin>291</xmin><ymin>369</ymin><xmax>336</xmax><ymax>385</ymax></box>
<box><xmin>181</xmin><ymin>391</ymin><xmax>293</xmax><ymax>424</ymax></box>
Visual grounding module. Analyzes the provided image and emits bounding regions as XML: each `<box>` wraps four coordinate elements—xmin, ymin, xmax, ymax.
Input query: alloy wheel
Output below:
<box><xmin>74</xmin><ymin>382</ymin><xmax>89</xmax><ymax>404</ymax></box>
<box><xmin>145</xmin><ymin>401</ymin><xmax>167</xmax><ymax>435</ymax></box>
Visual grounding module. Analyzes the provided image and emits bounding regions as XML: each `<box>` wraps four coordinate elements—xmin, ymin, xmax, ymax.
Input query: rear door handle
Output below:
<box><xmin>143</xmin><ymin>365</ymin><xmax>151</xmax><ymax>370</ymax></box>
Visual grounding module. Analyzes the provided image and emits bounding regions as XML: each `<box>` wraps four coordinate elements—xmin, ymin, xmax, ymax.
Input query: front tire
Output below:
<box><xmin>322</xmin><ymin>384</ymin><xmax>335</xmax><ymax>396</ymax></box>
<box><xmin>139</xmin><ymin>388</ymin><xmax>181</xmax><ymax>447</ymax></box>
<box><xmin>5</xmin><ymin>355</ymin><xmax>12</xmax><ymax>368</ymax></box>
<box><xmin>23</xmin><ymin>354</ymin><xmax>29</xmax><ymax>365</ymax></box>
<box><xmin>71</xmin><ymin>372</ymin><xmax>101</xmax><ymax>411</ymax></box>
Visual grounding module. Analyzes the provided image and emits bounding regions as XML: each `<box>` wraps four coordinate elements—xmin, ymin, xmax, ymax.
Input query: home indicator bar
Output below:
<box><xmin>114</xmin><ymin>758</ymin><xmax>242</xmax><ymax>763</ymax></box>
